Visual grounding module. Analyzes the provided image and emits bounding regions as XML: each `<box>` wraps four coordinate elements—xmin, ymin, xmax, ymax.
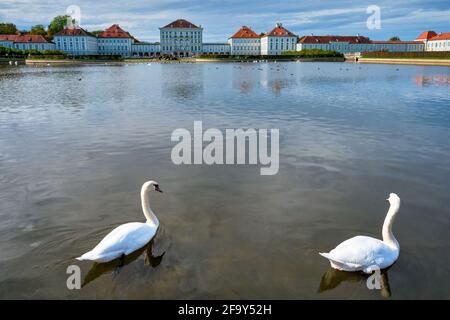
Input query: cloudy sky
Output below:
<box><xmin>1</xmin><ymin>0</ymin><xmax>449</xmax><ymax>42</ymax></box>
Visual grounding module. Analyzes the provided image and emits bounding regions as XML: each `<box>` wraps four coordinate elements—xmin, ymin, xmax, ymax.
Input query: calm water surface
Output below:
<box><xmin>0</xmin><ymin>62</ymin><xmax>449</xmax><ymax>299</ymax></box>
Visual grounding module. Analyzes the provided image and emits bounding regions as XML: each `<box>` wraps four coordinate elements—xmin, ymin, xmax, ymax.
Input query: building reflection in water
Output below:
<box><xmin>162</xmin><ymin>64</ymin><xmax>204</xmax><ymax>100</ymax></box>
<box><xmin>232</xmin><ymin>64</ymin><xmax>256</xmax><ymax>93</ymax></box>
<box><xmin>415</xmin><ymin>74</ymin><xmax>450</xmax><ymax>87</ymax></box>
<box><xmin>232</xmin><ymin>63</ymin><xmax>297</xmax><ymax>94</ymax></box>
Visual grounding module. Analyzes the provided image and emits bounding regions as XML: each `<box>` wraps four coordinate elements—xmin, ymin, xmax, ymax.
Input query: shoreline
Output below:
<box><xmin>25</xmin><ymin>59</ymin><xmax>125</xmax><ymax>65</ymax></box>
<box><xmin>358</xmin><ymin>57</ymin><xmax>450</xmax><ymax>67</ymax></box>
<box><xmin>24</xmin><ymin>58</ymin><xmax>196</xmax><ymax>65</ymax></box>
<box><xmin>22</xmin><ymin>57</ymin><xmax>344</xmax><ymax>66</ymax></box>
<box><xmin>195</xmin><ymin>57</ymin><xmax>345</xmax><ymax>63</ymax></box>
<box><xmin>0</xmin><ymin>58</ymin><xmax>25</xmax><ymax>65</ymax></box>
<box><xmin>11</xmin><ymin>57</ymin><xmax>449</xmax><ymax>67</ymax></box>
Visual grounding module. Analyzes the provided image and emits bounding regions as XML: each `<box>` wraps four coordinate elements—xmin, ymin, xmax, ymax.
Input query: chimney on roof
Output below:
<box><xmin>276</xmin><ymin>22</ymin><xmax>282</xmax><ymax>27</ymax></box>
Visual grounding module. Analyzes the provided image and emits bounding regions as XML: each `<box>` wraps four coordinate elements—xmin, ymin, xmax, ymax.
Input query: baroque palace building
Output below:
<box><xmin>228</xmin><ymin>26</ymin><xmax>261</xmax><ymax>55</ymax></box>
<box><xmin>97</xmin><ymin>24</ymin><xmax>134</xmax><ymax>56</ymax></box>
<box><xmin>0</xmin><ymin>34</ymin><xmax>55</xmax><ymax>51</ymax></box>
<box><xmin>296</xmin><ymin>35</ymin><xmax>423</xmax><ymax>53</ymax></box>
<box><xmin>260</xmin><ymin>23</ymin><xmax>298</xmax><ymax>55</ymax></box>
<box><xmin>1</xmin><ymin>17</ymin><xmax>447</xmax><ymax>56</ymax></box>
<box><xmin>159</xmin><ymin>19</ymin><xmax>203</xmax><ymax>56</ymax></box>
<box><xmin>54</xmin><ymin>27</ymin><xmax>97</xmax><ymax>55</ymax></box>
<box><xmin>415</xmin><ymin>31</ymin><xmax>450</xmax><ymax>51</ymax></box>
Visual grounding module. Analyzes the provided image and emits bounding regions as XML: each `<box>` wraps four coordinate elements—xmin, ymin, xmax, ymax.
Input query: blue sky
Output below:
<box><xmin>1</xmin><ymin>0</ymin><xmax>449</xmax><ymax>42</ymax></box>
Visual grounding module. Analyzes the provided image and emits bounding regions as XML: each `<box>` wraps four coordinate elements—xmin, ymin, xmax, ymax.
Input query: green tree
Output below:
<box><xmin>47</xmin><ymin>15</ymin><xmax>70</xmax><ymax>39</ymax></box>
<box><xmin>389</xmin><ymin>36</ymin><xmax>401</xmax><ymax>41</ymax></box>
<box><xmin>0</xmin><ymin>23</ymin><xmax>18</xmax><ymax>34</ymax></box>
<box><xmin>30</xmin><ymin>24</ymin><xmax>47</xmax><ymax>36</ymax></box>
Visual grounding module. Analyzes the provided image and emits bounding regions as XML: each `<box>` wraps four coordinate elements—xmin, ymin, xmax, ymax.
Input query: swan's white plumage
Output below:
<box><xmin>77</xmin><ymin>180</ymin><xmax>162</xmax><ymax>263</ymax></box>
<box><xmin>320</xmin><ymin>193</ymin><xmax>401</xmax><ymax>273</ymax></box>
<box><xmin>76</xmin><ymin>222</ymin><xmax>158</xmax><ymax>263</ymax></box>
<box><xmin>319</xmin><ymin>236</ymin><xmax>399</xmax><ymax>273</ymax></box>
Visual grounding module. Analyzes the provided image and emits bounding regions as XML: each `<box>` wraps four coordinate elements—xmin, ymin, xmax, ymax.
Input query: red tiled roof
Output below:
<box><xmin>0</xmin><ymin>34</ymin><xmax>50</xmax><ymax>43</ymax></box>
<box><xmin>264</xmin><ymin>24</ymin><xmax>296</xmax><ymax>37</ymax></box>
<box><xmin>415</xmin><ymin>31</ymin><xmax>437</xmax><ymax>41</ymax></box>
<box><xmin>298</xmin><ymin>35</ymin><xmax>371</xmax><ymax>44</ymax></box>
<box><xmin>230</xmin><ymin>26</ymin><xmax>260</xmax><ymax>39</ymax></box>
<box><xmin>430</xmin><ymin>32</ymin><xmax>450</xmax><ymax>41</ymax></box>
<box><xmin>98</xmin><ymin>24</ymin><xmax>133</xmax><ymax>38</ymax></box>
<box><xmin>371</xmin><ymin>40</ymin><xmax>422</xmax><ymax>44</ymax></box>
<box><xmin>54</xmin><ymin>27</ymin><xmax>95</xmax><ymax>37</ymax></box>
<box><xmin>162</xmin><ymin>19</ymin><xmax>199</xmax><ymax>29</ymax></box>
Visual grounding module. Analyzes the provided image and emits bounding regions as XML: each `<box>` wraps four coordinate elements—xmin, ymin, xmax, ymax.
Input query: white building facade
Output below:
<box><xmin>0</xmin><ymin>34</ymin><xmax>55</xmax><ymax>51</ymax></box>
<box><xmin>159</xmin><ymin>19</ymin><xmax>203</xmax><ymax>57</ymax></box>
<box><xmin>228</xmin><ymin>26</ymin><xmax>261</xmax><ymax>55</ymax></box>
<box><xmin>54</xmin><ymin>27</ymin><xmax>98</xmax><ymax>55</ymax></box>
<box><xmin>416</xmin><ymin>31</ymin><xmax>450</xmax><ymax>51</ymax></box>
<box><xmin>202</xmin><ymin>43</ymin><xmax>230</xmax><ymax>54</ymax></box>
<box><xmin>297</xmin><ymin>35</ymin><xmax>371</xmax><ymax>53</ymax></box>
<box><xmin>131</xmin><ymin>42</ymin><xmax>160</xmax><ymax>56</ymax></box>
<box><xmin>297</xmin><ymin>35</ymin><xmax>424</xmax><ymax>53</ymax></box>
<box><xmin>260</xmin><ymin>23</ymin><xmax>297</xmax><ymax>55</ymax></box>
<box><xmin>370</xmin><ymin>41</ymin><xmax>424</xmax><ymax>52</ymax></box>
<box><xmin>4</xmin><ymin>19</ymin><xmax>441</xmax><ymax>57</ymax></box>
<box><xmin>98</xmin><ymin>25</ymin><xmax>133</xmax><ymax>56</ymax></box>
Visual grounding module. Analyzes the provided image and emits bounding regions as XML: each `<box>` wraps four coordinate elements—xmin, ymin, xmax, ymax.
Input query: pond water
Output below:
<box><xmin>0</xmin><ymin>62</ymin><xmax>449</xmax><ymax>299</ymax></box>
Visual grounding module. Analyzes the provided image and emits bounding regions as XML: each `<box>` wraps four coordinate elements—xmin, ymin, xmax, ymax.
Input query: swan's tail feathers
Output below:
<box><xmin>319</xmin><ymin>252</ymin><xmax>348</xmax><ymax>265</ymax></box>
<box><xmin>76</xmin><ymin>251</ymin><xmax>94</xmax><ymax>261</ymax></box>
<box><xmin>319</xmin><ymin>252</ymin><xmax>332</xmax><ymax>260</ymax></box>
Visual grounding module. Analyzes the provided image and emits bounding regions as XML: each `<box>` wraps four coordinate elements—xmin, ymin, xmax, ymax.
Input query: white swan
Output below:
<box><xmin>77</xmin><ymin>181</ymin><xmax>162</xmax><ymax>263</ymax></box>
<box><xmin>319</xmin><ymin>193</ymin><xmax>401</xmax><ymax>274</ymax></box>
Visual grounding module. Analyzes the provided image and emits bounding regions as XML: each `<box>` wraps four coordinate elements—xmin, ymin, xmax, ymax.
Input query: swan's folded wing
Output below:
<box><xmin>319</xmin><ymin>252</ymin><xmax>363</xmax><ymax>269</ymax></box>
<box><xmin>328</xmin><ymin>236</ymin><xmax>389</xmax><ymax>268</ymax></box>
<box><xmin>89</xmin><ymin>222</ymin><xmax>155</xmax><ymax>257</ymax></box>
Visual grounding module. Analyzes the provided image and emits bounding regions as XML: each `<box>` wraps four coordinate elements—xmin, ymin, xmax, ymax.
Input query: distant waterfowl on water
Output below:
<box><xmin>319</xmin><ymin>193</ymin><xmax>401</xmax><ymax>273</ymax></box>
<box><xmin>77</xmin><ymin>181</ymin><xmax>163</xmax><ymax>263</ymax></box>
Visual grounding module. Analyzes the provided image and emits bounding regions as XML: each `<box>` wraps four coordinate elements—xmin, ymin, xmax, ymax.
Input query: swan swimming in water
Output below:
<box><xmin>77</xmin><ymin>181</ymin><xmax>162</xmax><ymax>263</ymax></box>
<box><xmin>319</xmin><ymin>193</ymin><xmax>401</xmax><ymax>274</ymax></box>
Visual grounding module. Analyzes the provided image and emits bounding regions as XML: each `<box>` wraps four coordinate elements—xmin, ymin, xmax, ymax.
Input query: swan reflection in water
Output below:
<box><xmin>318</xmin><ymin>267</ymin><xmax>392</xmax><ymax>298</ymax></box>
<box><xmin>81</xmin><ymin>238</ymin><xmax>165</xmax><ymax>288</ymax></box>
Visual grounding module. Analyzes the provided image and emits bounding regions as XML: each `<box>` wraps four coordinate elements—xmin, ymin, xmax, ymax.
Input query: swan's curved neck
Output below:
<box><xmin>141</xmin><ymin>188</ymin><xmax>159</xmax><ymax>227</ymax></box>
<box><xmin>382</xmin><ymin>202</ymin><xmax>400</xmax><ymax>250</ymax></box>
